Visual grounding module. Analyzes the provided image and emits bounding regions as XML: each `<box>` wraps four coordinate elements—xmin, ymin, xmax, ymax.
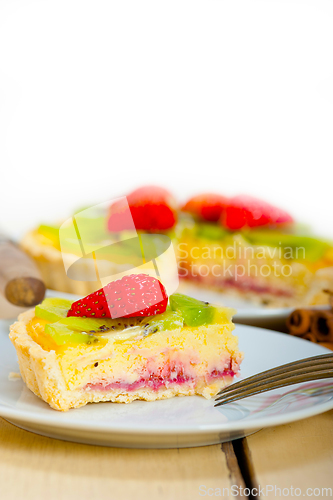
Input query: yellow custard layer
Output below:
<box><xmin>26</xmin><ymin>316</ymin><xmax>241</xmax><ymax>392</ymax></box>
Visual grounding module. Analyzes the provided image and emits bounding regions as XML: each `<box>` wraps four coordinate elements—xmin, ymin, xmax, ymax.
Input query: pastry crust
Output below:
<box><xmin>9</xmin><ymin>310</ymin><xmax>74</xmax><ymax>410</ymax></box>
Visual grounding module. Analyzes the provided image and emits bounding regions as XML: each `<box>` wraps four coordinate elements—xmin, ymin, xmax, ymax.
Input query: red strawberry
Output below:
<box><xmin>108</xmin><ymin>186</ymin><xmax>177</xmax><ymax>232</ymax></box>
<box><xmin>182</xmin><ymin>193</ymin><xmax>228</xmax><ymax>222</ymax></box>
<box><xmin>67</xmin><ymin>274</ymin><xmax>168</xmax><ymax>319</ymax></box>
<box><xmin>221</xmin><ymin>195</ymin><xmax>294</xmax><ymax>230</ymax></box>
<box><xmin>107</xmin><ymin>197</ymin><xmax>133</xmax><ymax>232</ymax></box>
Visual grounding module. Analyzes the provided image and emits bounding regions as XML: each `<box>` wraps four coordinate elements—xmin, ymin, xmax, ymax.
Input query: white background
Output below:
<box><xmin>0</xmin><ymin>0</ymin><xmax>332</xmax><ymax>239</ymax></box>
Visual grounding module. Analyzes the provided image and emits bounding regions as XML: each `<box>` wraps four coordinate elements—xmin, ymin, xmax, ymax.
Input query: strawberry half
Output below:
<box><xmin>182</xmin><ymin>193</ymin><xmax>228</xmax><ymax>222</ymax></box>
<box><xmin>67</xmin><ymin>274</ymin><xmax>168</xmax><ymax>319</ymax></box>
<box><xmin>221</xmin><ymin>195</ymin><xmax>294</xmax><ymax>230</ymax></box>
<box><xmin>108</xmin><ymin>186</ymin><xmax>177</xmax><ymax>232</ymax></box>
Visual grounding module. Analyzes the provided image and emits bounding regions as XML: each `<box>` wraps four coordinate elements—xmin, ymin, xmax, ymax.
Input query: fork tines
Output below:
<box><xmin>214</xmin><ymin>353</ymin><xmax>333</xmax><ymax>407</ymax></box>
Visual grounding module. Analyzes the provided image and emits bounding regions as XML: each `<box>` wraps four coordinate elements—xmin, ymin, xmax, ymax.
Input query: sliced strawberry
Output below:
<box><xmin>108</xmin><ymin>186</ymin><xmax>177</xmax><ymax>232</ymax></box>
<box><xmin>221</xmin><ymin>195</ymin><xmax>294</xmax><ymax>230</ymax></box>
<box><xmin>67</xmin><ymin>274</ymin><xmax>168</xmax><ymax>319</ymax></box>
<box><xmin>107</xmin><ymin>197</ymin><xmax>133</xmax><ymax>232</ymax></box>
<box><xmin>182</xmin><ymin>193</ymin><xmax>229</xmax><ymax>222</ymax></box>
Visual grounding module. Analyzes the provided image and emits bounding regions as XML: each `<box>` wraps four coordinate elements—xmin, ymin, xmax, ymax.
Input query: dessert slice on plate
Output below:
<box><xmin>9</xmin><ymin>274</ymin><xmax>242</xmax><ymax>411</ymax></box>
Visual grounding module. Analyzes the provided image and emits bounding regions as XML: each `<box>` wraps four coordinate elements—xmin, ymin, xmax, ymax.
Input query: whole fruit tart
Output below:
<box><xmin>20</xmin><ymin>186</ymin><xmax>333</xmax><ymax>307</ymax></box>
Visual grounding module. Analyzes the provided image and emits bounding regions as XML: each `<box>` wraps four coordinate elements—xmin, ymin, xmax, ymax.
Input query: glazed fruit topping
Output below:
<box><xmin>182</xmin><ymin>193</ymin><xmax>293</xmax><ymax>231</ymax></box>
<box><xmin>221</xmin><ymin>195</ymin><xmax>294</xmax><ymax>230</ymax></box>
<box><xmin>141</xmin><ymin>309</ymin><xmax>184</xmax><ymax>336</ymax></box>
<box><xmin>182</xmin><ymin>193</ymin><xmax>228</xmax><ymax>222</ymax></box>
<box><xmin>42</xmin><ymin>309</ymin><xmax>184</xmax><ymax>346</ymax></box>
<box><xmin>170</xmin><ymin>293</ymin><xmax>214</xmax><ymax>326</ymax></box>
<box><xmin>67</xmin><ymin>274</ymin><xmax>168</xmax><ymax>319</ymax></box>
<box><xmin>35</xmin><ymin>298</ymin><xmax>73</xmax><ymax>323</ymax></box>
<box><xmin>35</xmin><ymin>294</ymin><xmax>232</xmax><ymax>346</ymax></box>
<box><xmin>169</xmin><ymin>293</ymin><xmax>234</xmax><ymax>327</ymax></box>
<box><xmin>108</xmin><ymin>185</ymin><xmax>177</xmax><ymax>232</ymax></box>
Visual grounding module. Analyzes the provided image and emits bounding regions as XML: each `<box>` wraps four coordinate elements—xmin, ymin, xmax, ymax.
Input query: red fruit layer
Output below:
<box><xmin>85</xmin><ymin>368</ymin><xmax>236</xmax><ymax>392</ymax></box>
<box><xmin>179</xmin><ymin>265</ymin><xmax>293</xmax><ymax>297</ymax></box>
<box><xmin>67</xmin><ymin>274</ymin><xmax>168</xmax><ymax>319</ymax></box>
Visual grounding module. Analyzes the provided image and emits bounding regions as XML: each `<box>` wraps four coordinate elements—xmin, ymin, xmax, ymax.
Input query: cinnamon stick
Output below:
<box><xmin>286</xmin><ymin>309</ymin><xmax>315</xmax><ymax>336</ymax></box>
<box><xmin>311</xmin><ymin>310</ymin><xmax>333</xmax><ymax>342</ymax></box>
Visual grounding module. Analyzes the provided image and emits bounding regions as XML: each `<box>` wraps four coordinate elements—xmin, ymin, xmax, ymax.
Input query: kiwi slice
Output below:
<box><xmin>195</xmin><ymin>223</ymin><xmax>229</xmax><ymax>241</ymax></box>
<box><xmin>44</xmin><ymin>316</ymin><xmax>144</xmax><ymax>346</ymax></box>
<box><xmin>244</xmin><ymin>230</ymin><xmax>332</xmax><ymax>262</ymax></box>
<box><xmin>169</xmin><ymin>293</ymin><xmax>216</xmax><ymax>327</ymax></box>
<box><xmin>42</xmin><ymin>308</ymin><xmax>185</xmax><ymax>346</ymax></box>
<box><xmin>140</xmin><ymin>310</ymin><xmax>184</xmax><ymax>336</ymax></box>
<box><xmin>170</xmin><ymin>293</ymin><xmax>235</xmax><ymax>327</ymax></box>
<box><xmin>35</xmin><ymin>298</ymin><xmax>74</xmax><ymax>323</ymax></box>
<box><xmin>45</xmin><ymin>320</ymin><xmax>100</xmax><ymax>346</ymax></box>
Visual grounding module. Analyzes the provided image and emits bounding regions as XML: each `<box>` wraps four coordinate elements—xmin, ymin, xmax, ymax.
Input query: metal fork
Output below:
<box><xmin>214</xmin><ymin>353</ymin><xmax>333</xmax><ymax>407</ymax></box>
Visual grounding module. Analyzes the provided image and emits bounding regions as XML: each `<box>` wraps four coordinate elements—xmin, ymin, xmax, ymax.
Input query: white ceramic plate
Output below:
<box><xmin>1</xmin><ymin>317</ymin><xmax>332</xmax><ymax>448</ymax></box>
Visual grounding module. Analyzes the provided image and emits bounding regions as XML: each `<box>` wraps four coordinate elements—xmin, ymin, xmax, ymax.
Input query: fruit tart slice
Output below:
<box><xmin>9</xmin><ymin>274</ymin><xmax>243</xmax><ymax>411</ymax></box>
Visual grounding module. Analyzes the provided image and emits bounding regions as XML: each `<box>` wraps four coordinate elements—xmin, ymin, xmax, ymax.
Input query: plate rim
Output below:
<box><xmin>1</xmin><ymin>395</ymin><xmax>333</xmax><ymax>435</ymax></box>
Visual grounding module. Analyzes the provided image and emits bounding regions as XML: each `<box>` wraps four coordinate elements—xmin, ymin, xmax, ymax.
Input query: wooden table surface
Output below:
<box><xmin>1</xmin><ymin>411</ymin><xmax>332</xmax><ymax>499</ymax></box>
